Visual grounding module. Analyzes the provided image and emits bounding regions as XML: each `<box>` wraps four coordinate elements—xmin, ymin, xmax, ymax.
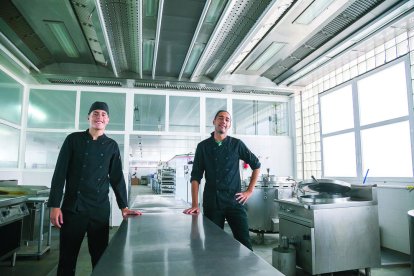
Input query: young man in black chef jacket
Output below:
<box><xmin>48</xmin><ymin>101</ymin><xmax>141</xmax><ymax>275</ymax></box>
<box><xmin>183</xmin><ymin>110</ymin><xmax>261</xmax><ymax>250</ymax></box>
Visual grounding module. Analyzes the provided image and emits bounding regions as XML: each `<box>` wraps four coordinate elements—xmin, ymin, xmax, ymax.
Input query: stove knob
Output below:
<box><xmin>2</xmin><ymin>210</ymin><xmax>10</xmax><ymax>217</ymax></box>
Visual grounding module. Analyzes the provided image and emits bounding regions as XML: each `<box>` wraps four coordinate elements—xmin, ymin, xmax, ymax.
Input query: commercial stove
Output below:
<box><xmin>0</xmin><ymin>196</ymin><xmax>29</xmax><ymax>266</ymax></box>
<box><xmin>0</xmin><ymin>182</ymin><xmax>51</xmax><ymax>259</ymax></box>
<box><xmin>276</xmin><ymin>179</ymin><xmax>380</xmax><ymax>275</ymax></box>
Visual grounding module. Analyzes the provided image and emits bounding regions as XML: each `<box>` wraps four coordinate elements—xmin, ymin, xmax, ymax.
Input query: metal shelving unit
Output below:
<box><xmin>159</xmin><ymin>168</ymin><xmax>176</xmax><ymax>195</ymax></box>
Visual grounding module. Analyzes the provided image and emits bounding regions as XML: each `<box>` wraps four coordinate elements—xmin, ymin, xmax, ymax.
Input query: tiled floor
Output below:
<box><xmin>0</xmin><ymin>184</ymin><xmax>411</xmax><ymax>275</ymax></box>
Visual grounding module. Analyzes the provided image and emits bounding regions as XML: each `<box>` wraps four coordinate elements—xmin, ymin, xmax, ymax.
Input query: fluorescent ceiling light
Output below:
<box><xmin>145</xmin><ymin>0</ymin><xmax>159</xmax><ymax>17</ymax></box>
<box><xmin>184</xmin><ymin>43</ymin><xmax>205</xmax><ymax>75</ymax></box>
<box><xmin>205</xmin><ymin>0</ymin><xmax>226</xmax><ymax>23</ymax></box>
<box><xmin>247</xmin><ymin>42</ymin><xmax>285</xmax><ymax>71</ymax></box>
<box><xmin>294</xmin><ymin>0</ymin><xmax>335</xmax><ymax>25</ymax></box>
<box><xmin>143</xmin><ymin>39</ymin><xmax>155</xmax><ymax>71</ymax></box>
<box><xmin>45</xmin><ymin>21</ymin><xmax>79</xmax><ymax>58</ymax></box>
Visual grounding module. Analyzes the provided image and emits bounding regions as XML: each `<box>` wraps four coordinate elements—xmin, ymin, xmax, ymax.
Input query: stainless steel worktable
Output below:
<box><xmin>93</xmin><ymin>195</ymin><xmax>282</xmax><ymax>276</ymax></box>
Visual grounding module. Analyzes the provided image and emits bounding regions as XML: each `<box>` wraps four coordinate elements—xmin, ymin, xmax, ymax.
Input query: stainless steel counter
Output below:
<box><xmin>93</xmin><ymin>196</ymin><xmax>283</xmax><ymax>276</ymax></box>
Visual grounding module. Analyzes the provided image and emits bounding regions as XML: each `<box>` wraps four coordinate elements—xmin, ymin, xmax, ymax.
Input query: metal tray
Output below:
<box><xmin>299</xmin><ymin>194</ymin><xmax>350</xmax><ymax>204</ymax></box>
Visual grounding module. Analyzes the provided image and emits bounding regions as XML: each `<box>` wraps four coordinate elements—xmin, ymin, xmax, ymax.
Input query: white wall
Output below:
<box><xmin>240</xmin><ymin>135</ymin><xmax>294</xmax><ymax>177</ymax></box>
<box><xmin>377</xmin><ymin>186</ymin><xmax>414</xmax><ymax>254</ymax></box>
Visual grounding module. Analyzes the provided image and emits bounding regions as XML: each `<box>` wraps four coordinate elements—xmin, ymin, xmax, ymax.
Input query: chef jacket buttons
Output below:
<box><xmin>83</xmin><ymin>165</ymin><xmax>86</xmax><ymax>168</ymax></box>
<box><xmin>85</xmin><ymin>152</ymin><xmax>88</xmax><ymax>155</ymax></box>
<box><xmin>99</xmin><ymin>165</ymin><xmax>102</xmax><ymax>169</ymax></box>
<box><xmin>87</xmin><ymin>141</ymin><xmax>89</xmax><ymax>143</ymax></box>
<box><xmin>77</xmin><ymin>191</ymin><xmax>80</xmax><ymax>194</ymax></box>
<box><xmin>98</xmin><ymin>178</ymin><xmax>101</xmax><ymax>181</ymax></box>
<box><xmin>100</xmin><ymin>153</ymin><xmax>104</xmax><ymax>156</ymax></box>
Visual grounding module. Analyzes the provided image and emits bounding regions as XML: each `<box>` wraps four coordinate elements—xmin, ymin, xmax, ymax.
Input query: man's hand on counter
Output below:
<box><xmin>122</xmin><ymin>207</ymin><xmax>142</xmax><ymax>219</ymax></box>
<box><xmin>183</xmin><ymin>206</ymin><xmax>200</xmax><ymax>215</ymax></box>
<box><xmin>50</xmin><ymin>207</ymin><xmax>64</xmax><ymax>228</ymax></box>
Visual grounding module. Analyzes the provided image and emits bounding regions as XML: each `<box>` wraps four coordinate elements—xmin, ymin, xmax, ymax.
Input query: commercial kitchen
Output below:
<box><xmin>0</xmin><ymin>0</ymin><xmax>413</xmax><ymax>275</ymax></box>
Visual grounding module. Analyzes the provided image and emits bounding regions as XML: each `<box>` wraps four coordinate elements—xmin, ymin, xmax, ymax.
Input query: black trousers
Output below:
<box><xmin>203</xmin><ymin>204</ymin><xmax>253</xmax><ymax>251</ymax></box>
<box><xmin>57</xmin><ymin>209</ymin><xmax>109</xmax><ymax>276</ymax></box>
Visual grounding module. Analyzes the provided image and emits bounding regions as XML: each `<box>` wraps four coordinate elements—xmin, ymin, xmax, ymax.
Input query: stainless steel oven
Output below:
<box><xmin>277</xmin><ymin>180</ymin><xmax>381</xmax><ymax>275</ymax></box>
<box><xmin>0</xmin><ymin>197</ymin><xmax>29</xmax><ymax>266</ymax></box>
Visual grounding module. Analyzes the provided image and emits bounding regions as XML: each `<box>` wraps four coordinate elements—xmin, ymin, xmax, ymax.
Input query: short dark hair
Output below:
<box><xmin>214</xmin><ymin>110</ymin><xmax>230</xmax><ymax>120</ymax></box>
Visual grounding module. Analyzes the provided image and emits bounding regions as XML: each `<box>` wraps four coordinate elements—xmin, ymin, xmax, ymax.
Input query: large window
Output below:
<box><xmin>320</xmin><ymin>59</ymin><xmax>413</xmax><ymax>179</ymax></box>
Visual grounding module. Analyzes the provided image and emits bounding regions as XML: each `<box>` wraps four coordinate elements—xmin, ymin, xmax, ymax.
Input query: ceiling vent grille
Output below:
<box><xmin>134</xmin><ymin>81</ymin><xmax>223</xmax><ymax>92</ymax></box>
<box><xmin>232</xmin><ymin>89</ymin><xmax>293</xmax><ymax>96</ymax></box>
<box><xmin>48</xmin><ymin>78</ymin><xmax>122</xmax><ymax>86</ymax></box>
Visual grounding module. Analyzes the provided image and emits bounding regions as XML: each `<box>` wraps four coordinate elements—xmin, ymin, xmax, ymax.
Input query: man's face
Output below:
<box><xmin>88</xmin><ymin>110</ymin><xmax>109</xmax><ymax>130</ymax></box>
<box><xmin>213</xmin><ymin>111</ymin><xmax>231</xmax><ymax>134</ymax></box>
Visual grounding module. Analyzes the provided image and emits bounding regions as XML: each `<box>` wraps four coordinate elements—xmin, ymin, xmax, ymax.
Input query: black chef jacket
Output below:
<box><xmin>48</xmin><ymin>130</ymin><xmax>128</xmax><ymax>213</ymax></box>
<box><xmin>191</xmin><ymin>133</ymin><xmax>261</xmax><ymax>209</ymax></box>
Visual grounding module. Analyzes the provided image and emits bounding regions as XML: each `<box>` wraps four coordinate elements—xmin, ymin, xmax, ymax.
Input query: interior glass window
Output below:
<box><xmin>0</xmin><ymin>124</ymin><xmax>20</xmax><ymax>168</ymax></box>
<box><xmin>25</xmin><ymin>131</ymin><xmax>67</xmax><ymax>169</ymax></box>
<box><xmin>133</xmin><ymin>94</ymin><xmax>166</xmax><ymax>131</ymax></box>
<box><xmin>28</xmin><ymin>89</ymin><xmax>76</xmax><ymax>129</ymax></box>
<box><xmin>0</xmin><ymin>71</ymin><xmax>23</xmax><ymax>125</ymax></box>
<box><xmin>233</xmin><ymin>99</ymin><xmax>288</xmax><ymax>136</ymax></box>
<box><xmin>169</xmin><ymin>96</ymin><xmax>200</xmax><ymax>132</ymax></box>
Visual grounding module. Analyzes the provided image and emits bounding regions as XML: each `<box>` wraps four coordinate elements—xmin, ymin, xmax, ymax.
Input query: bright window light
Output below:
<box><xmin>45</xmin><ymin>21</ymin><xmax>79</xmax><ymax>58</ymax></box>
<box><xmin>247</xmin><ymin>42</ymin><xmax>285</xmax><ymax>71</ymax></box>
<box><xmin>294</xmin><ymin>0</ymin><xmax>335</xmax><ymax>25</ymax></box>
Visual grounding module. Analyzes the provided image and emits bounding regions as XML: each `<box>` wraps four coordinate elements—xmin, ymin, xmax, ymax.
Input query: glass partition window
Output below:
<box><xmin>28</xmin><ymin>89</ymin><xmax>76</xmax><ymax>129</ymax></box>
<box><xmin>169</xmin><ymin>96</ymin><xmax>200</xmax><ymax>132</ymax></box>
<box><xmin>205</xmin><ymin>98</ymin><xmax>226</xmax><ymax>133</ymax></box>
<box><xmin>0</xmin><ymin>124</ymin><xmax>20</xmax><ymax>168</ymax></box>
<box><xmin>133</xmin><ymin>94</ymin><xmax>166</xmax><ymax>131</ymax></box>
<box><xmin>233</xmin><ymin>100</ymin><xmax>288</xmax><ymax>135</ymax></box>
<box><xmin>0</xmin><ymin>71</ymin><xmax>23</xmax><ymax>124</ymax></box>
<box><xmin>129</xmin><ymin>135</ymin><xmax>200</xmax><ymax>161</ymax></box>
<box><xmin>25</xmin><ymin>132</ymin><xmax>68</xmax><ymax>169</ymax></box>
<box><xmin>80</xmin><ymin>92</ymin><xmax>126</xmax><ymax>131</ymax></box>
<box><xmin>320</xmin><ymin>85</ymin><xmax>353</xmax><ymax>134</ymax></box>
<box><xmin>358</xmin><ymin>62</ymin><xmax>408</xmax><ymax>126</ymax></box>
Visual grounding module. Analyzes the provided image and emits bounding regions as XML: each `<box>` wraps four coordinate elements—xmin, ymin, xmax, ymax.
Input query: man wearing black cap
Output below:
<box><xmin>48</xmin><ymin>101</ymin><xmax>141</xmax><ymax>275</ymax></box>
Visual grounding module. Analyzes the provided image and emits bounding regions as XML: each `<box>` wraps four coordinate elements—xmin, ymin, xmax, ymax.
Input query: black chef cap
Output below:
<box><xmin>88</xmin><ymin>101</ymin><xmax>109</xmax><ymax>115</ymax></box>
